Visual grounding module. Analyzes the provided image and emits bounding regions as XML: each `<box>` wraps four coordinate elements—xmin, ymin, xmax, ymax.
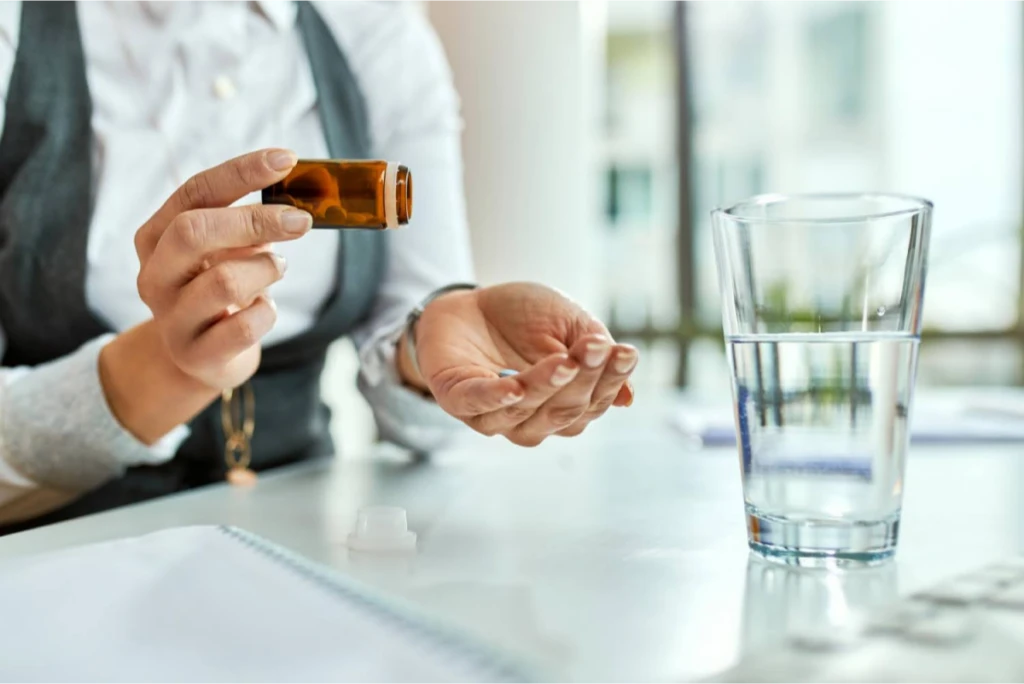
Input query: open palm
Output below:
<box><xmin>415</xmin><ymin>282</ymin><xmax>637</xmax><ymax>446</ymax></box>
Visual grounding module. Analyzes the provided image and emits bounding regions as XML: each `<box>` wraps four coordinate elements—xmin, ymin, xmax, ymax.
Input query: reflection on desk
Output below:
<box><xmin>742</xmin><ymin>555</ymin><xmax>899</xmax><ymax>654</ymax></box>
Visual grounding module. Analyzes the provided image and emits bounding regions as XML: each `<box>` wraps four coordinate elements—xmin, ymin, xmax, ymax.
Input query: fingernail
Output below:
<box><xmin>613</xmin><ymin>348</ymin><xmax>637</xmax><ymax>374</ymax></box>
<box><xmin>271</xmin><ymin>253</ymin><xmax>288</xmax><ymax>274</ymax></box>
<box><xmin>267</xmin><ymin>149</ymin><xmax>297</xmax><ymax>171</ymax></box>
<box><xmin>501</xmin><ymin>392</ymin><xmax>524</xmax><ymax>406</ymax></box>
<box><xmin>281</xmin><ymin>209</ymin><xmax>312</xmax><ymax>234</ymax></box>
<box><xmin>551</xmin><ymin>363</ymin><xmax>578</xmax><ymax>387</ymax></box>
<box><xmin>584</xmin><ymin>341</ymin><xmax>610</xmax><ymax>368</ymax></box>
<box><xmin>625</xmin><ymin>381</ymin><xmax>635</xmax><ymax>407</ymax></box>
<box><xmin>264</xmin><ymin>295</ymin><xmax>277</xmax><ymax>312</ymax></box>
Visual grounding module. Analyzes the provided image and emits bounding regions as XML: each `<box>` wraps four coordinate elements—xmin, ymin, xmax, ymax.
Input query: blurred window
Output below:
<box><xmin>600</xmin><ymin>1</ymin><xmax>1024</xmax><ymax>392</ymax></box>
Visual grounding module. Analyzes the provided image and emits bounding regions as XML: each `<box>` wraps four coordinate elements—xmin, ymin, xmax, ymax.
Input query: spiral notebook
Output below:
<box><xmin>0</xmin><ymin>525</ymin><xmax>528</xmax><ymax>682</ymax></box>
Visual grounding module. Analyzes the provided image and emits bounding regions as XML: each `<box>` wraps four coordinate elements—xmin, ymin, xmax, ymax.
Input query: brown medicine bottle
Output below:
<box><xmin>262</xmin><ymin>160</ymin><xmax>412</xmax><ymax>229</ymax></box>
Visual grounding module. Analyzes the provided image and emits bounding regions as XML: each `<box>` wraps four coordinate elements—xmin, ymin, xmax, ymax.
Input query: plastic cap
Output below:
<box><xmin>347</xmin><ymin>506</ymin><xmax>417</xmax><ymax>552</ymax></box>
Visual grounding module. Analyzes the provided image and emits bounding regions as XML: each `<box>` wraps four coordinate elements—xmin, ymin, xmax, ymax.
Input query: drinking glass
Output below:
<box><xmin>712</xmin><ymin>193</ymin><xmax>932</xmax><ymax>566</ymax></box>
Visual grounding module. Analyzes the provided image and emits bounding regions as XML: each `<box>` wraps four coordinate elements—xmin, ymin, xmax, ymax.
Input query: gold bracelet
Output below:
<box><xmin>221</xmin><ymin>381</ymin><xmax>256</xmax><ymax>486</ymax></box>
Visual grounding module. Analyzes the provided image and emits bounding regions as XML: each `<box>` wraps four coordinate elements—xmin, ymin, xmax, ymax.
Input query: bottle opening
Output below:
<box><xmin>397</xmin><ymin>165</ymin><xmax>412</xmax><ymax>224</ymax></box>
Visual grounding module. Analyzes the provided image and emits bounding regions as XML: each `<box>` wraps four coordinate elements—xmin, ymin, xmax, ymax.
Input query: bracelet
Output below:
<box><xmin>404</xmin><ymin>282</ymin><xmax>478</xmax><ymax>381</ymax></box>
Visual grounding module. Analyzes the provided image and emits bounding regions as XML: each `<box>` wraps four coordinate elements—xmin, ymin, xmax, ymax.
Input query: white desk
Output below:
<box><xmin>2</xmin><ymin>394</ymin><xmax>1023</xmax><ymax>682</ymax></box>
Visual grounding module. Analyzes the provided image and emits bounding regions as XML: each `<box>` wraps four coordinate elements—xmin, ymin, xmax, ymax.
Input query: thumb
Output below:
<box><xmin>430</xmin><ymin>366</ymin><xmax>525</xmax><ymax>418</ymax></box>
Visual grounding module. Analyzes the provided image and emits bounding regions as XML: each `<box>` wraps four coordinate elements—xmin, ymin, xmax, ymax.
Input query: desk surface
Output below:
<box><xmin>2</xmin><ymin>395</ymin><xmax>1023</xmax><ymax>682</ymax></box>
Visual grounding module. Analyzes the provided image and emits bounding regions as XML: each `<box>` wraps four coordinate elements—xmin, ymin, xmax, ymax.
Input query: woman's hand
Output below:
<box><xmin>403</xmin><ymin>283</ymin><xmax>638</xmax><ymax>446</ymax></box>
<box><xmin>134</xmin><ymin>148</ymin><xmax>311</xmax><ymax>389</ymax></box>
<box><xmin>99</xmin><ymin>149</ymin><xmax>311</xmax><ymax>445</ymax></box>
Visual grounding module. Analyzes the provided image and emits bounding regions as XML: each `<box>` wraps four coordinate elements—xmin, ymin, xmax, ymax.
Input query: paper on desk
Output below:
<box><xmin>0</xmin><ymin>526</ymin><xmax>525</xmax><ymax>682</ymax></box>
<box><xmin>672</xmin><ymin>391</ymin><xmax>1024</xmax><ymax>447</ymax></box>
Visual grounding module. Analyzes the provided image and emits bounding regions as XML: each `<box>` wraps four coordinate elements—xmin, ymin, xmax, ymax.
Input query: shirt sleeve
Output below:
<box><xmin>0</xmin><ymin>330</ymin><xmax>189</xmax><ymax>525</ymax></box>
<box><xmin>0</xmin><ymin>1</ymin><xmax>19</xmax><ymax>135</ymax></box>
<box><xmin>343</xmin><ymin>5</ymin><xmax>475</xmax><ymax>452</ymax></box>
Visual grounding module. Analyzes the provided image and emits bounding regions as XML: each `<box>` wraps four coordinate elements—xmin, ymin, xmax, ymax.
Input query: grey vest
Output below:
<box><xmin>0</xmin><ymin>2</ymin><xmax>386</xmax><ymax>529</ymax></box>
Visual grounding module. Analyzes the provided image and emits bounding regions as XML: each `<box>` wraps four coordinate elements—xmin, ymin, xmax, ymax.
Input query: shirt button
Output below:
<box><xmin>212</xmin><ymin>75</ymin><xmax>237</xmax><ymax>100</ymax></box>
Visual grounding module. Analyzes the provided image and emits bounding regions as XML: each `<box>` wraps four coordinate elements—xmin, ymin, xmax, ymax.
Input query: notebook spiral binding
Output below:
<box><xmin>218</xmin><ymin>525</ymin><xmax>535</xmax><ymax>682</ymax></box>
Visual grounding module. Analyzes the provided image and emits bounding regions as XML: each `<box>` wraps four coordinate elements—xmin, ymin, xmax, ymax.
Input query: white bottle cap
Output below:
<box><xmin>347</xmin><ymin>506</ymin><xmax>417</xmax><ymax>552</ymax></box>
<box><xmin>384</xmin><ymin>162</ymin><xmax>399</xmax><ymax>229</ymax></box>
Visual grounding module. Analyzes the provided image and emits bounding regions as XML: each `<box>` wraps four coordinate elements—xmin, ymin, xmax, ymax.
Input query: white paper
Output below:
<box><xmin>0</xmin><ymin>526</ymin><xmax>519</xmax><ymax>682</ymax></box>
<box><xmin>672</xmin><ymin>391</ymin><xmax>1024</xmax><ymax>447</ymax></box>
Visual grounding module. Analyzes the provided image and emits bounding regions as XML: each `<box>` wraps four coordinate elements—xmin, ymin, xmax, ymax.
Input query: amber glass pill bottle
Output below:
<box><xmin>262</xmin><ymin>160</ymin><xmax>412</xmax><ymax>229</ymax></box>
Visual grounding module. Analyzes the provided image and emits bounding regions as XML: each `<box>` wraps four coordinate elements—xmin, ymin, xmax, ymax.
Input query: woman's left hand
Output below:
<box><xmin>400</xmin><ymin>282</ymin><xmax>638</xmax><ymax>447</ymax></box>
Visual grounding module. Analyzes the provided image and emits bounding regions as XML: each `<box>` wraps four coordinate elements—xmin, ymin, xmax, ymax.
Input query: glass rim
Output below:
<box><xmin>713</xmin><ymin>192</ymin><xmax>934</xmax><ymax>225</ymax></box>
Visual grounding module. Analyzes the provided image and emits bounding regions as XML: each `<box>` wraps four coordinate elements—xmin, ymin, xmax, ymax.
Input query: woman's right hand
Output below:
<box><xmin>134</xmin><ymin>148</ymin><xmax>311</xmax><ymax>390</ymax></box>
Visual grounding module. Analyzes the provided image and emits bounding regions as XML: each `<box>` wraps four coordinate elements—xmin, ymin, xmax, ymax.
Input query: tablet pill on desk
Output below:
<box><xmin>347</xmin><ymin>506</ymin><xmax>417</xmax><ymax>553</ymax></box>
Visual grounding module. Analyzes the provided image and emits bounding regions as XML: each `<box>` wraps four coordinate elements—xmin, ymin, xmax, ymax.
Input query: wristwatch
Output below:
<box><xmin>403</xmin><ymin>282</ymin><xmax>478</xmax><ymax>380</ymax></box>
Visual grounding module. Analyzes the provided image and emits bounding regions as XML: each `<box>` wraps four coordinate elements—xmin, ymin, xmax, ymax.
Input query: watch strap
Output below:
<box><xmin>404</xmin><ymin>283</ymin><xmax>479</xmax><ymax>381</ymax></box>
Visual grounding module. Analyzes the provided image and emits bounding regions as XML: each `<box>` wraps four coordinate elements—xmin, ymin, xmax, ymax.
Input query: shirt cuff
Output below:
<box><xmin>0</xmin><ymin>335</ymin><xmax>190</xmax><ymax>493</ymax></box>
<box><xmin>356</xmin><ymin>315</ymin><xmax>468</xmax><ymax>453</ymax></box>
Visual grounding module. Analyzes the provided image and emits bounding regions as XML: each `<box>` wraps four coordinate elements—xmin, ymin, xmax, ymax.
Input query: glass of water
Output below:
<box><xmin>712</xmin><ymin>193</ymin><xmax>932</xmax><ymax>566</ymax></box>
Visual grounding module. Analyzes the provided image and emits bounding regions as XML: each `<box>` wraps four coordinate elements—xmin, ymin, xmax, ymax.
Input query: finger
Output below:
<box><xmin>555</xmin><ymin>421</ymin><xmax>589</xmax><ymax>438</ymax></box>
<box><xmin>135</xmin><ymin>148</ymin><xmax>299</xmax><ymax>262</ymax></box>
<box><xmin>438</xmin><ymin>352</ymin><xmax>573</xmax><ymax>419</ymax></box>
<box><xmin>588</xmin><ymin>344</ymin><xmax>638</xmax><ymax>413</ymax></box>
<box><xmin>509</xmin><ymin>335</ymin><xmax>612</xmax><ymax>442</ymax></box>
<box><xmin>177</xmin><ymin>295</ymin><xmax>278</xmax><ymax>376</ymax></box>
<box><xmin>169</xmin><ymin>251</ymin><xmax>287</xmax><ymax>342</ymax></box>
<box><xmin>142</xmin><ymin>205</ymin><xmax>310</xmax><ymax>304</ymax></box>
<box><xmin>206</xmin><ymin>243</ymin><xmax>275</xmax><ymax>267</ymax></box>
<box><xmin>462</xmin><ymin>354</ymin><xmax>579</xmax><ymax>435</ymax></box>
<box><xmin>551</xmin><ymin>345</ymin><xmax>638</xmax><ymax>438</ymax></box>
<box><xmin>612</xmin><ymin>380</ymin><xmax>634</xmax><ymax>408</ymax></box>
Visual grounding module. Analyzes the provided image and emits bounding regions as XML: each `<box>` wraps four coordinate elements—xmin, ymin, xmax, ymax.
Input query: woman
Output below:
<box><xmin>0</xmin><ymin>1</ymin><xmax>638</xmax><ymax>530</ymax></box>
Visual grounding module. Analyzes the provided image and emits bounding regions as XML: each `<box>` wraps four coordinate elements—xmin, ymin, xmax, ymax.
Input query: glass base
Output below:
<box><xmin>746</xmin><ymin>504</ymin><xmax>899</xmax><ymax>568</ymax></box>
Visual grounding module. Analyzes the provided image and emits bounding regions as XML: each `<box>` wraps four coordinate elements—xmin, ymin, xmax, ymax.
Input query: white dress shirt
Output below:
<box><xmin>0</xmin><ymin>1</ymin><xmax>473</xmax><ymax>522</ymax></box>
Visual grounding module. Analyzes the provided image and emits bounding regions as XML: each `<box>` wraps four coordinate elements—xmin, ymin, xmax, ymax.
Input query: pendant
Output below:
<box><xmin>227</xmin><ymin>467</ymin><xmax>258</xmax><ymax>487</ymax></box>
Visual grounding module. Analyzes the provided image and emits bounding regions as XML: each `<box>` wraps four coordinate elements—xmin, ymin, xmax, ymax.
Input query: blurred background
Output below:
<box><xmin>328</xmin><ymin>0</ymin><xmax>1024</xmax><ymax>453</ymax></box>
